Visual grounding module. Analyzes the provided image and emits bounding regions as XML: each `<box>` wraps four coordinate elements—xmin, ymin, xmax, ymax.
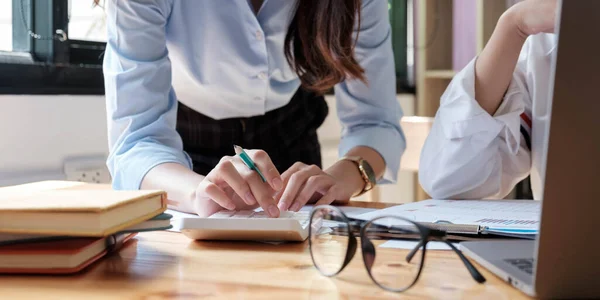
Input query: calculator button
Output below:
<box><xmin>251</xmin><ymin>211</ymin><xmax>269</xmax><ymax>218</ymax></box>
<box><xmin>209</xmin><ymin>211</ymin><xmax>235</xmax><ymax>218</ymax></box>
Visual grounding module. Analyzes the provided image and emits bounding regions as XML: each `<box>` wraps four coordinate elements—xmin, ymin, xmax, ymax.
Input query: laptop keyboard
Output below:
<box><xmin>504</xmin><ymin>258</ymin><xmax>535</xmax><ymax>275</ymax></box>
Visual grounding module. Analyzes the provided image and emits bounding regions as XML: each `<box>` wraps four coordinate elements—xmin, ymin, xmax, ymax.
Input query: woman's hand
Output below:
<box><xmin>510</xmin><ymin>0</ymin><xmax>558</xmax><ymax>37</ymax></box>
<box><xmin>192</xmin><ymin>150</ymin><xmax>284</xmax><ymax>218</ymax></box>
<box><xmin>277</xmin><ymin>161</ymin><xmax>365</xmax><ymax>212</ymax></box>
<box><xmin>474</xmin><ymin>0</ymin><xmax>557</xmax><ymax>116</ymax></box>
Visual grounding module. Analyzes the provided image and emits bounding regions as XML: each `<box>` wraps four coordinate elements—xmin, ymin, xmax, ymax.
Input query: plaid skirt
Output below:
<box><xmin>176</xmin><ymin>88</ymin><xmax>329</xmax><ymax>176</ymax></box>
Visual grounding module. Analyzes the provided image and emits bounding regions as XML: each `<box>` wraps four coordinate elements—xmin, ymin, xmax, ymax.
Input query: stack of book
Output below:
<box><xmin>0</xmin><ymin>180</ymin><xmax>170</xmax><ymax>274</ymax></box>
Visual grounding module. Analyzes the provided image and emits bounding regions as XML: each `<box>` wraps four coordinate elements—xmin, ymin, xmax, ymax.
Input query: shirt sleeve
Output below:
<box><xmin>335</xmin><ymin>0</ymin><xmax>405</xmax><ymax>184</ymax></box>
<box><xmin>418</xmin><ymin>38</ymin><xmax>536</xmax><ymax>200</ymax></box>
<box><xmin>104</xmin><ymin>0</ymin><xmax>192</xmax><ymax>190</ymax></box>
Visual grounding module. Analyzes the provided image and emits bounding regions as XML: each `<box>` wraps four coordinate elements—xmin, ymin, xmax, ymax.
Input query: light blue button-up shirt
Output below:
<box><xmin>103</xmin><ymin>0</ymin><xmax>405</xmax><ymax>190</ymax></box>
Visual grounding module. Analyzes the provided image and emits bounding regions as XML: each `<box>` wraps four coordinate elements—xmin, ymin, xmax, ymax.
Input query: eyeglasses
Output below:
<box><xmin>308</xmin><ymin>205</ymin><xmax>486</xmax><ymax>292</ymax></box>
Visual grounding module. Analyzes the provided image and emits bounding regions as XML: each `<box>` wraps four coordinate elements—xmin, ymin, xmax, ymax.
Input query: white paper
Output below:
<box><xmin>380</xmin><ymin>240</ymin><xmax>458</xmax><ymax>250</ymax></box>
<box><xmin>354</xmin><ymin>199</ymin><xmax>541</xmax><ymax>231</ymax></box>
<box><xmin>338</xmin><ymin>206</ymin><xmax>377</xmax><ymax>218</ymax></box>
<box><xmin>298</xmin><ymin>205</ymin><xmax>376</xmax><ymax>218</ymax></box>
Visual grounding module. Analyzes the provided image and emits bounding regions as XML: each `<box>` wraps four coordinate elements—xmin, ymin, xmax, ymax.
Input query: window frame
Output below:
<box><xmin>0</xmin><ymin>0</ymin><xmax>105</xmax><ymax>95</ymax></box>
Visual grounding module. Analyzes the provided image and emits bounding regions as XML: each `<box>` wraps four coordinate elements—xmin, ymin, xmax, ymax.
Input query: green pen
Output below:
<box><xmin>234</xmin><ymin>145</ymin><xmax>266</xmax><ymax>182</ymax></box>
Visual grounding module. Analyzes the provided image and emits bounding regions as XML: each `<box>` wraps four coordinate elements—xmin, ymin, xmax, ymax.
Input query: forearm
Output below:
<box><xmin>141</xmin><ymin>163</ymin><xmax>204</xmax><ymax>213</ymax></box>
<box><xmin>475</xmin><ymin>9</ymin><xmax>527</xmax><ymax>115</ymax></box>
<box><xmin>326</xmin><ymin>146</ymin><xmax>385</xmax><ymax>199</ymax></box>
<box><xmin>419</xmin><ymin>117</ymin><xmax>531</xmax><ymax>199</ymax></box>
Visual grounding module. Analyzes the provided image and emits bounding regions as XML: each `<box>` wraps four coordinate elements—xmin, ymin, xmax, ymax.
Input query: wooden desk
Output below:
<box><xmin>0</xmin><ymin>202</ymin><xmax>528</xmax><ymax>299</ymax></box>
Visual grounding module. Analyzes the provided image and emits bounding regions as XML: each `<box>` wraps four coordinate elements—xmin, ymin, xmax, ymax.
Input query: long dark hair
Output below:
<box><xmin>285</xmin><ymin>0</ymin><xmax>366</xmax><ymax>94</ymax></box>
<box><xmin>94</xmin><ymin>0</ymin><xmax>366</xmax><ymax>94</ymax></box>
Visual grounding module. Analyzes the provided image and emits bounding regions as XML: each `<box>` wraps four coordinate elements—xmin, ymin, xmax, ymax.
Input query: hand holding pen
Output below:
<box><xmin>194</xmin><ymin>145</ymin><xmax>284</xmax><ymax>218</ymax></box>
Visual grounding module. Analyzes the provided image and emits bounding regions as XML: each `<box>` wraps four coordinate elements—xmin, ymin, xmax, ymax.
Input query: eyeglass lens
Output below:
<box><xmin>362</xmin><ymin>217</ymin><xmax>425</xmax><ymax>291</ymax></box>
<box><xmin>309</xmin><ymin>208</ymin><xmax>350</xmax><ymax>276</ymax></box>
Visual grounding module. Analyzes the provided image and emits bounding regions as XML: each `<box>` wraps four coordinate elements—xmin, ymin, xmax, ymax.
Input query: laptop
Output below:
<box><xmin>460</xmin><ymin>1</ymin><xmax>600</xmax><ymax>298</ymax></box>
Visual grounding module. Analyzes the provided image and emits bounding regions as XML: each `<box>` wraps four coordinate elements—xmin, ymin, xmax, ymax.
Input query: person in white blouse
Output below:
<box><xmin>419</xmin><ymin>0</ymin><xmax>558</xmax><ymax>200</ymax></box>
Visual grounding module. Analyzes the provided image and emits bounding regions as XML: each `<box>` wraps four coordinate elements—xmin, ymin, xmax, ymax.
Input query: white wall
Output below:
<box><xmin>0</xmin><ymin>95</ymin><xmax>108</xmax><ymax>186</ymax></box>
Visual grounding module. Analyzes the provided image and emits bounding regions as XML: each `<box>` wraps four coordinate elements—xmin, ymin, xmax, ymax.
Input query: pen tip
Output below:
<box><xmin>233</xmin><ymin>145</ymin><xmax>242</xmax><ymax>155</ymax></box>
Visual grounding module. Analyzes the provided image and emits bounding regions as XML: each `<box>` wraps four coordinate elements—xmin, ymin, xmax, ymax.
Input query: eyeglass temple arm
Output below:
<box><xmin>444</xmin><ymin>241</ymin><xmax>486</xmax><ymax>283</ymax></box>
<box><xmin>404</xmin><ymin>239</ymin><xmax>485</xmax><ymax>283</ymax></box>
<box><xmin>402</xmin><ymin>227</ymin><xmax>486</xmax><ymax>284</ymax></box>
<box><xmin>405</xmin><ymin>240</ymin><xmax>424</xmax><ymax>263</ymax></box>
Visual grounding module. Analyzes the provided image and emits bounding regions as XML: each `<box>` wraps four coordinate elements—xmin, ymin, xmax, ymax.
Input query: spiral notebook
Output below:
<box><xmin>353</xmin><ymin>199</ymin><xmax>540</xmax><ymax>239</ymax></box>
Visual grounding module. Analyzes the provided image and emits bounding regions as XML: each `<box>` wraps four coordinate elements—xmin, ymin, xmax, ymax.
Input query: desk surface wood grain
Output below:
<box><xmin>0</xmin><ymin>201</ymin><xmax>529</xmax><ymax>300</ymax></box>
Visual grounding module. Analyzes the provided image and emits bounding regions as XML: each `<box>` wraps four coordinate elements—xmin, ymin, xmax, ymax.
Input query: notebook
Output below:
<box><xmin>0</xmin><ymin>213</ymin><xmax>173</xmax><ymax>246</ymax></box>
<box><xmin>117</xmin><ymin>212</ymin><xmax>173</xmax><ymax>233</ymax></box>
<box><xmin>0</xmin><ymin>181</ymin><xmax>167</xmax><ymax>237</ymax></box>
<box><xmin>0</xmin><ymin>233</ymin><xmax>136</xmax><ymax>274</ymax></box>
<box><xmin>353</xmin><ymin>199</ymin><xmax>540</xmax><ymax>239</ymax></box>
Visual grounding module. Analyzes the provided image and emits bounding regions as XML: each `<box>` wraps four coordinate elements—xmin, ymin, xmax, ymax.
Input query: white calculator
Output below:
<box><xmin>180</xmin><ymin>210</ymin><xmax>311</xmax><ymax>242</ymax></box>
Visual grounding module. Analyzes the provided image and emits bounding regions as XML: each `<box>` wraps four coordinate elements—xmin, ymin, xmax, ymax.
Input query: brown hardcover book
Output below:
<box><xmin>0</xmin><ymin>181</ymin><xmax>166</xmax><ymax>237</ymax></box>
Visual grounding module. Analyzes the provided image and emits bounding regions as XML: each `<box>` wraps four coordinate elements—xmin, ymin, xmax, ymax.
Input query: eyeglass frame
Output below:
<box><xmin>307</xmin><ymin>205</ymin><xmax>487</xmax><ymax>293</ymax></box>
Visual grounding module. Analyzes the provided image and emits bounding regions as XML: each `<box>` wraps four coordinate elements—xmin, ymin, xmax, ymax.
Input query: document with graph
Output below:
<box><xmin>354</xmin><ymin>200</ymin><xmax>541</xmax><ymax>238</ymax></box>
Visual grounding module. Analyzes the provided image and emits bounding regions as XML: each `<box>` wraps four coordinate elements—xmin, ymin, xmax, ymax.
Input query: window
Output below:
<box><xmin>0</xmin><ymin>1</ymin><xmax>11</xmax><ymax>51</ymax></box>
<box><xmin>68</xmin><ymin>0</ymin><xmax>107</xmax><ymax>42</ymax></box>
<box><xmin>0</xmin><ymin>0</ymin><xmax>105</xmax><ymax>95</ymax></box>
<box><xmin>388</xmin><ymin>0</ymin><xmax>415</xmax><ymax>92</ymax></box>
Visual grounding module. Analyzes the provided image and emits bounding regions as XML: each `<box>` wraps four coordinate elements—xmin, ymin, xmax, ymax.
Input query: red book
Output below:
<box><xmin>0</xmin><ymin>233</ymin><xmax>136</xmax><ymax>274</ymax></box>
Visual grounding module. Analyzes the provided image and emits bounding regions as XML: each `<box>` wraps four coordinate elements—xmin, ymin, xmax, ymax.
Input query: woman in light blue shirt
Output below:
<box><xmin>102</xmin><ymin>0</ymin><xmax>405</xmax><ymax>217</ymax></box>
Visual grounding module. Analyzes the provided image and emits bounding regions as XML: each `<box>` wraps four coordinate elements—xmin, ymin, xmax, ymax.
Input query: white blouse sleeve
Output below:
<box><xmin>418</xmin><ymin>38</ymin><xmax>536</xmax><ymax>199</ymax></box>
